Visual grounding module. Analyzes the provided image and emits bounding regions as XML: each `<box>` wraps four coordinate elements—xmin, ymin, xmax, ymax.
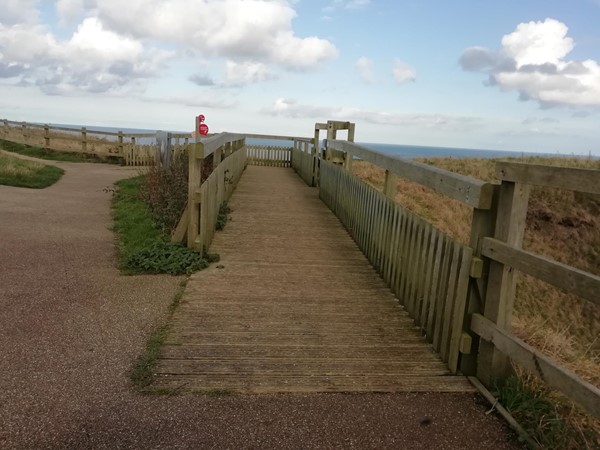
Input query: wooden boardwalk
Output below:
<box><xmin>151</xmin><ymin>166</ymin><xmax>473</xmax><ymax>393</ymax></box>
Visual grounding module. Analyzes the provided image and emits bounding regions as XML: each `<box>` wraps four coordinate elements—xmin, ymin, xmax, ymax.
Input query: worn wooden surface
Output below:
<box><xmin>152</xmin><ymin>166</ymin><xmax>474</xmax><ymax>394</ymax></box>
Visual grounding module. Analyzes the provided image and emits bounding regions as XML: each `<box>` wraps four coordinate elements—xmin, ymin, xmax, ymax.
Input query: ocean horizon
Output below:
<box><xmin>46</xmin><ymin>122</ymin><xmax>597</xmax><ymax>160</ymax></box>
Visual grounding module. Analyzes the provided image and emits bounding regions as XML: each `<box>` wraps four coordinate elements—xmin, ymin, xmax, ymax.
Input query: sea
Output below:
<box><xmin>48</xmin><ymin>123</ymin><xmax>596</xmax><ymax>160</ymax></box>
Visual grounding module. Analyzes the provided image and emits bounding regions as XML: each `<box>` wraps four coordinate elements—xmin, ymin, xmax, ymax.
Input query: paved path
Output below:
<box><xmin>0</xmin><ymin>153</ymin><xmax>522</xmax><ymax>449</ymax></box>
<box><xmin>153</xmin><ymin>166</ymin><xmax>472</xmax><ymax>393</ymax></box>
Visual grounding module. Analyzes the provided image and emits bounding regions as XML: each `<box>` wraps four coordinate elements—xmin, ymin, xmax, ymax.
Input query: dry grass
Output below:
<box><xmin>354</xmin><ymin>155</ymin><xmax>600</xmax><ymax>446</ymax></box>
<box><xmin>0</xmin><ymin>152</ymin><xmax>64</xmax><ymax>188</ymax></box>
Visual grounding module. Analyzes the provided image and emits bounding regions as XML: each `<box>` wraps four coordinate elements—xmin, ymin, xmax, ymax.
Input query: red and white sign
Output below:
<box><xmin>198</xmin><ymin>114</ymin><xmax>205</xmax><ymax>123</ymax></box>
<box><xmin>199</xmin><ymin>123</ymin><xmax>209</xmax><ymax>136</ymax></box>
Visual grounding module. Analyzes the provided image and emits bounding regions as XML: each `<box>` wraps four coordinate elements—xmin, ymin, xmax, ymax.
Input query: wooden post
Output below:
<box><xmin>383</xmin><ymin>170</ymin><xmax>398</xmax><ymax>200</ymax></box>
<box><xmin>343</xmin><ymin>122</ymin><xmax>356</xmax><ymax>172</ymax></box>
<box><xmin>460</xmin><ymin>194</ymin><xmax>498</xmax><ymax>376</ymax></box>
<box><xmin>44</xmin><ymin>125</ymin><xmax>50</xmax><ymax>151</ymax></box>
<box><xmin>187</xmin><ymin>116</ymin><xmax>204</xmax><ymax>253</ymax></box>
<box><xmin>21</xmin><ymin>121</ymin><xmax>27</xmax><ymax>144</ymax></box>
<box><xmin>81</xmin><ymin>127</ymin><xmax>87</xmax><ymax>153</ymax></box>
<box><xmin>118</xmin><ymin>131</ymin><xmax>124</xmax><ymax>160</ymax></box>
<box><xmin>477</xmin><ymin>180</ymin><xmax>530</xmax><ymax>386</ymax></box>
<box><xmin>130</xmin><ymin>137</ymin><xmax>136</xmax><ymax>165</ymax></box>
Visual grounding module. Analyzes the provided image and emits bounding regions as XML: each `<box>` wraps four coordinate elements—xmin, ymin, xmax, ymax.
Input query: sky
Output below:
<box><xmin>1</xmin><ymin>0</ymin><xmax>599</xmax><ymax>154</ymax></box>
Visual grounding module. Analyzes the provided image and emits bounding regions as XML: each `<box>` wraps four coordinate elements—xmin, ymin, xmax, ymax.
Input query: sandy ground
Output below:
<box><xmin>0</xmin><ymin>152</ymin><xmax>523</xmax><ymax>449</ymax></box>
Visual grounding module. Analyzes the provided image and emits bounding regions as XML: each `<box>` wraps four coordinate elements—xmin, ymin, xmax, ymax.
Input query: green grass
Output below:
<box><xmin>498</xmin><ymin>374</ymin><xmax>599</xmax><ymax>449</ymax></box>
<box><xmin>0</xmin><ymin>139</ymin><xmax>119</xmax><ymax>163</ymax></box>
<box><xmin>0</xmin><ymin>152</ymin><xmax>64</xmax><ymax>188</ymax></box>
<box><xmin>112</xmin><ymin>175</ymin><xmax>218</xmax><ymax>275</ymax></box>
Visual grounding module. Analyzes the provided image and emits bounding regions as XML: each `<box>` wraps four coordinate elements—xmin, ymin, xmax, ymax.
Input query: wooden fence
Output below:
<box><xmin>318</xmin><ymin>148</ymin><xmax>479</xmax><ymax>374</ymax></box>
<box><xmin>291</xmin><ymin>138</ymin><xmax>317</xmax><ymax>186</ymax></box>
<box><xmin>321</xmin><ymin>126</ymin><xmax>600</xmax><ymax>420</ymax></box>
<box><xmin>185</xmin><ymin>133</ymin><xmax>247</xmax><ymax>252</ymax></box>
<box><xmin>0</xmin><ymin>119</ymin><xmax>190</xmax><ymax>166</ymax></box>
<box><xmin>246</xmin><ymin>145</ymin><xmax>291</xmax><ymax>167</ymax></box>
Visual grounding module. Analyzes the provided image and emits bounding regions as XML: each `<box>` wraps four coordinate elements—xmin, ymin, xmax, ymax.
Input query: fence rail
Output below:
<box><xmin>246</xmin><ymin>145</ymin><xmax>291</xmax><ymax>167</ymax></box>
<box><xmin>0</xmin><ymin>119</ymin><xmax>191</xmax><ymax>166</ymax></box>
<box><xmin>186</xmin><ymin>134</ymin><xmax>247</xmax><ymax>252</ymax></box>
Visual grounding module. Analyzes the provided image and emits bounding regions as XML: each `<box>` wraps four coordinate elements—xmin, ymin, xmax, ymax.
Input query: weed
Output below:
<box><xmin>131</xmin><ymin>324</ymin><xmax>169</xmax><ymax>389</ymax></box>
<box><xmin>498</xmin><ymin>372</ymin><xmax>599</xmax><ymax>449</ymax></box>
<box><xmin>126</xmin><ymin>241</ymin><xmax>210</xmax><ymax>275</ymax></box>
<box><xmin>216</xmin><ymin>202</ymin><xmax>231</xmax><ymax>230</ymax></box>
<box><xmin>0</xmin><ymin>152</ymin><xmax>64</xmax><ymax>188</ymax></box>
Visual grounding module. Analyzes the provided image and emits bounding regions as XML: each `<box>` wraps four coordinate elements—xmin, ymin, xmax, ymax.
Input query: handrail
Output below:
<box><xmin>241</xmin><ymin>133</ymin><xmax>312</xmax><ymax>142</ymax></box>
<box><xmin>496</xmin><ymin>161</ymin><xmax>600</xmax><ymax>194</ymax></box>
<box><xmin>199</xmin><ymin>132</ymin><xmax>245</xmax><ymax>157</ymax></box>
<box><xmin>327</xmin><ymin>139</ymin><xmax>494</xmax><ymax>209</ymax></box>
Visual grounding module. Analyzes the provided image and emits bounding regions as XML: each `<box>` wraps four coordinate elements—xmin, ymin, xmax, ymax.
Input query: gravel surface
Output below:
<box><xmin>0</xmin><ymin>154</ymin><xmax>524</xmax><ymax>449</ymax></box>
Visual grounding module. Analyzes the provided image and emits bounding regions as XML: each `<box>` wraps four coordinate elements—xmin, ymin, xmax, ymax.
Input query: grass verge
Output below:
<box><xmin>112</xmin><ymin>175</ymin><xmax>217</xmax><ymax>275</ymax></box>
<box><xmin>0</xmin><ymin>138</ymin><xmax>120</xmax><ymax>163</ymax></box>
<box><xmin>0</xmin><ymin>152</ymin><xmax>64</xmax><ymax>188</ymax></box>
<box><xmin>131</xmin><ymin>280</ymin><xmax>187</xmax><ymax>390</ymax></box>
<box><xmin>498</xmin><ymin>372</ymin><xmax>599</xmax><ymax>449</ymax></box>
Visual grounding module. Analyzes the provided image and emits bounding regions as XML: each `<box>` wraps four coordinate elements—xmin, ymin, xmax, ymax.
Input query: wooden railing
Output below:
<box><xmin>291</xmin><ymin>138</ymin><xmax>316</xmax><ymax>186</ymax></box>
<box><xmin>185</xmin><ymin>133</ymin><xmax>246</xmax><ymax>252</ymax></box>
<box><xmin>318</xmin><ymin>127</ymin><xmax>600</xmax><ymax>420</ymax></box>
<box><xmin>0</xmin><ymin>119</ymin><xmax>190</xmax><ymax>166</ymax></box>
<box><xmin>472</xmin><ymin>161</ymin><xmax>600</xmax><ymax>419</ymax></box>
<box><xmin>319</xmin><ymin>141</ymin><xmax>487</xmax><ymax>374</ymax></box>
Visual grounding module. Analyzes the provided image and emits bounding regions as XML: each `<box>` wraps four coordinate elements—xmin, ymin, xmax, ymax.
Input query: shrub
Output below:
<box><xmin>142</xmin><ymin>150</ymin><xmax>189</xmax><ymax>234</ymax></box>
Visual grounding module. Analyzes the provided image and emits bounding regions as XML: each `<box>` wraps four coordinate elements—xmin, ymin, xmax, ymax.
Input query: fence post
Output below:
<box><xmin>187</xmin><ymin>117</ymin><xmax>205</xmax><ymax>253</ymax></box>
<box><xmin>460</xmin><ymin>196</ymin><xmax>498</xmax><ymax>376</ymax></box>
<box><xmin>476</xmin><ymin>179</ymin><xmax>530</xmax><ymax>387</ymax></box>
<box><xmin>44</xmin><ymin>125</ymin><xmax>50</xmax><ymax>151</ymax></box>
<box><xmin>383</xmin><ymin>171</ymin><xmax>398</xmax><ymax>199</ymax></box>
<box><xmin>21</xmin><ymin>121</ymin><xmax>27</xmax><ymax>144</ymax></box>
<box><xmin>81</xmin><ymin>127</ymin><xmax>87</xmax><ymax>153</ymax></box>
<box><xmin>117</xmin><ymin>131</ymin><xmax>124</xmax><ymax>162</ymax></box>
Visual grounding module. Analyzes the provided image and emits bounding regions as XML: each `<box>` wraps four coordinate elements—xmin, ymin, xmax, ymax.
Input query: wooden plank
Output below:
<box><xmin>328</xmin><ymin>140</ymin><xmax>494</xmax><ymax>209</ymax></box>
<box><xmin>471</xmin><ymin>313</ymin><xmax>600</xmax><ymax>419</ymax></box>
<box><xmin>202</xmin><ymin>132</ymin><xmax>245</xmax><ymax>157</ymax></box>
<box><xmin>432</xmin><ymin>239</ymin><xmax>452</xmax><ymax>351</ymax></box>
<box><xmin>447</xmin><ymin>246</ymin><xmax>472</xmax><ymax>373</ymax></box>
<box><xmin>440</xmin><ymin>241</ymin><xmax>462</xmax><ymax>362</ymax></box>
<box><xmin>496</xmin><ymin>161</ymin><xmax>600</xmax><ymax>194</ymax></box>
<box><xmin>482</xmin><ymin>238</ymin><xmax>600</xmax><ymax>305</ymax></box>
<box><xmin>420</xmin><ymin>227</ymin><xmax>438</xmax><ymax>332</ymax></box>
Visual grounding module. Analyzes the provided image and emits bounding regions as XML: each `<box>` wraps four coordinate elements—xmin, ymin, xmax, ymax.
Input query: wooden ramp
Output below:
<box><xmin>151</xmin><ymin>166</ymin><xmax>474</xmax><ymax>393</ymax></box>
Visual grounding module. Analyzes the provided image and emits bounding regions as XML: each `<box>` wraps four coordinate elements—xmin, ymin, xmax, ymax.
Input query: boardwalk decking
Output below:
<box><xmin>151</xmin><ymin>166</ymin><xmax>474</xmax><ymax>393</ymax></box>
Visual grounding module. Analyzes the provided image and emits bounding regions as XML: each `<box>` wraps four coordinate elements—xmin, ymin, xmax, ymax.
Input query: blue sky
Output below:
<box><xmin>1</xmin><ymin>0</ymin><xmax>599</xmax><ymax>154</ymax></box>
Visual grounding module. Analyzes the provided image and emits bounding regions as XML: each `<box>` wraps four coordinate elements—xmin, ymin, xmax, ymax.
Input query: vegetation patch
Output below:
<box><xmin>498</xmin><ymin>373</ymin><xmax>599</xmax><ymax>449</ymax></box>
<box><xmin>142</xmin><ymin>151</ymin><xmax>189</xmax><ymax>234</ymax></box>
<box><xmin>131</xmin><ymin>323</ymin><xmax>170</xmax><ymax>389</ymax></box>
<box><xmin>0</xmin><ymin>139</ymin><xmax>118</xmax><ymax>163</ymax></box>
<box><xmin>112</xmin><ymin>175</ymin><xmax>218</xmax><ymax>275</ymax></box>
<box><xmin>0</xmin><ymin>152</ymin><xmax>64</xmax><ymax>188</ymax></box>
<box><xmin>216</xmin><ymin>202</ymin><xmax>231</xmax><ymax>230</ymax></box>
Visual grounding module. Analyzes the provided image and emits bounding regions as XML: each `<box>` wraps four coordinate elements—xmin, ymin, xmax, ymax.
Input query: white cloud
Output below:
<box><xmin>355</xmin><ymin>57</ymin><xmax>375</xmax><ymax>83</ymax></box>
<box><xmin>94</xmin><ymin>0</ymin><xmax>337</xmax><ymax>70</ymax></box>
<box><xmin>225</xmin><ymin>61</ymin><xmax>274</xmax><ymax>86</ymax></box>
<box><xmin>264</xmin><ymin>98</ymin><xmax>477</xmax><ymax>130</ymax></box>
<box><xmin>55</xmin><ymin>0</ymin><xmax>86</xmax><ymax>24</ymax></box>
<box><xmin>392</xmin><ymin>59</ymin><xmax>416</xmax><ymax>84</ymax></box>
<box><xmin>501</xmin><ymin>19</ymin><xmax>573</xmax><ymax>68</ymax></box>
<box><xmin>0</xmin><ymin>0</ymin><xmax>38</xmax><ymax>25</ymax></box>
<box><xmin>460</xmin><ymin>18</ymin><xmax>600</xmax><ymax>108</ymax></box>
<box><xmin>0</xmin><ymin>18</ymin><xmax>170</xmax><ymax>94</ymax></box>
